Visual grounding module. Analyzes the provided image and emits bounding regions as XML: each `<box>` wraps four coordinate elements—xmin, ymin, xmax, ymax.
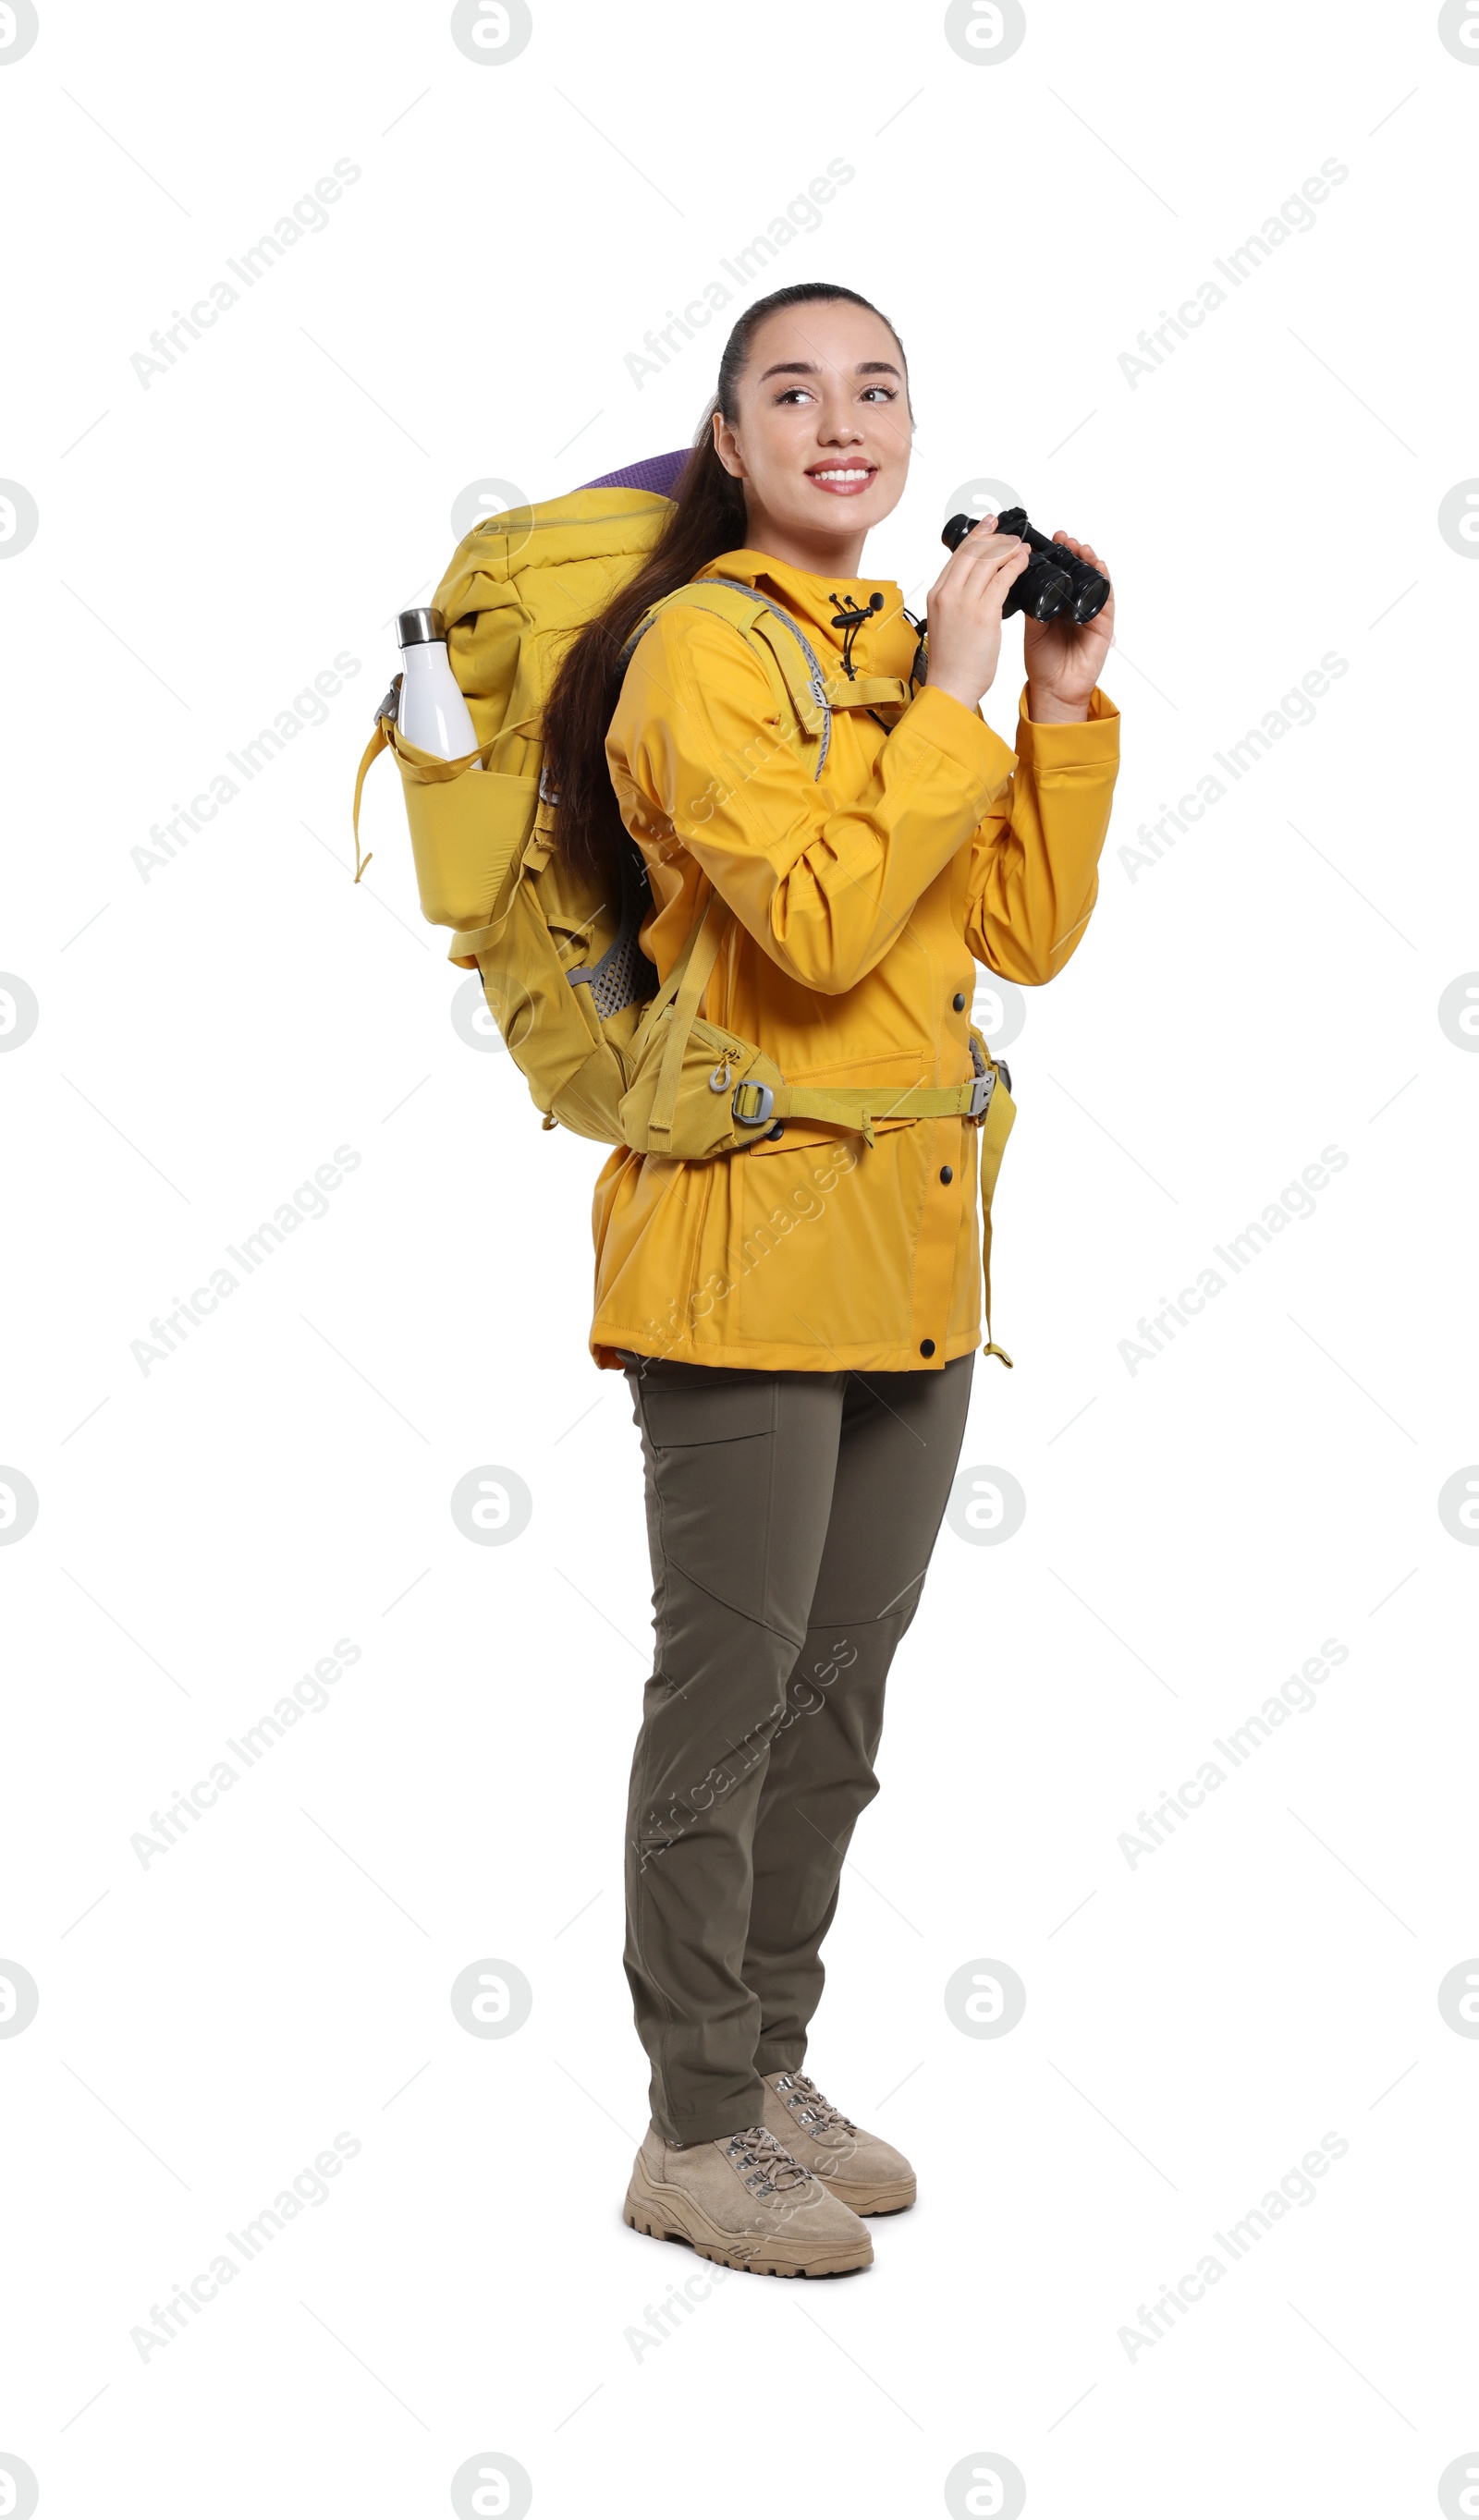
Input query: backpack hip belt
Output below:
<box><xmin>730</xmin><ymin>1071</ymin><xmax>999</xmax><ymax>1140</ymax></box>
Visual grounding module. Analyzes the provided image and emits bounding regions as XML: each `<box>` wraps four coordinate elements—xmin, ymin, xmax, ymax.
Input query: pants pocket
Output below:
<box><xmin>635</xmin><ymin>1367</ymin><xmax>777</xmax><ymax>1450</ymax></box>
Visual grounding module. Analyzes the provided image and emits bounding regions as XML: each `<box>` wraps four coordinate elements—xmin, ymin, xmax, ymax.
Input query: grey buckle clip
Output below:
<box><xmin>967</xmin><ymin>1071</ymin><xmax>996</xmax><ymax>1120</ymax></box>
<box><xmin>732</xmin><ymin>1080</ymin><xmax>775</xmax><ymax>1127</ymax></box>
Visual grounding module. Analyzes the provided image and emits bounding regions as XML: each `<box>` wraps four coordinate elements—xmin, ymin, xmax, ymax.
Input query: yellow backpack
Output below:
<box><xmin>351</xmin><ymin>484</ymin><xmax>1012</xmax><ymax>1173</ymax></box>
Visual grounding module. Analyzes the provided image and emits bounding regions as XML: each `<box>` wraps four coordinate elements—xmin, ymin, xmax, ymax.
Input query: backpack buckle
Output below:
<box><xmin>967</xmin><ymin>1070</ymin><xmax>996</xmax><ymax>1120</ymax></box>
<box><xmin>732</xmin><ymin>1080</ymin><xmax>775</xmax><ymax>1128</ymax></box>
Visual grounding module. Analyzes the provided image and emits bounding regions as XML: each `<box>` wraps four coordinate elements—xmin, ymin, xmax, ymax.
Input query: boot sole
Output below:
<box><xmin>815</xmin><ymin>2173</ymin><xmax>916</xmax><ymax>2218</ymax></box>
<box><xmin>622</xmin><ymin>2161</ymin><xmax>873</xmax><ymax>2278</ymax></box>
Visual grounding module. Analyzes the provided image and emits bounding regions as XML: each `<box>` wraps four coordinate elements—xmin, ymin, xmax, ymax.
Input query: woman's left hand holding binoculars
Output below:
<box><xmin>1021</xmin><ymin>530</ymin><xmax>1114</xmax><ymax>723</ymax></box>
<box><xmin>938</xmin><ymin>505</ymin><xmax>1115</xmax><ymax>725</ymax></box>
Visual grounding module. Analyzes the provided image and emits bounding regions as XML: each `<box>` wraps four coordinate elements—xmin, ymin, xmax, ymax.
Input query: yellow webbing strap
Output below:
<box><xmin>351</xmin><ymin>720</ymin><xmax>388</xmax><ymax>882</ymax></box>
<box><xmin>523</xmin><ymin>771</ymin><xmax>558</xmax><ymax>874</ymax></box>
<box><xmin>644</xmin><ymin>891</ymin><xmax>731</xmax><ymax>1148</ymax></box>
<box><xmin>823</xmin><ymin>673</ymin><xmax>912</xmax><ymax>712</ymax></box>
<box><xmin>446</xmin><ymin>917</ymin><xmax>496</xmax><ymax>963</ymax></box>
<box><xmin>761</xmin><ymin>1077</ymin><xmax>987</xmax><ymax>1149</ymax></box>
<box><xmin>623</xmin><ymin>884</ymin><xmax>718</xmax><ymax>1052</ymax></box>
<box><xmin>976</xmin><ymin>1077</ymin><xmax>1016</xmax><ymax>1368</ymax></box>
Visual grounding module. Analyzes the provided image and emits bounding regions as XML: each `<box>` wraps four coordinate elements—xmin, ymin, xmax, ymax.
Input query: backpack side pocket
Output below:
<box><xmin>390</xmin><ymin>726</ymin><xmax>537</xmax><ymax>931</ymax></box>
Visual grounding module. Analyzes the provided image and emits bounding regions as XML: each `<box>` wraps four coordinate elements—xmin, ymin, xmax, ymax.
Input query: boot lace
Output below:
<box><xmin>724</xmin><ymin>2124</ymin><xmax>810</xmax><ymax>2197</ymax></box>
<box><xmin>774</xmin><ymin>2072</ymin><xmax>858</xmax><ymax>2139</ymax></box>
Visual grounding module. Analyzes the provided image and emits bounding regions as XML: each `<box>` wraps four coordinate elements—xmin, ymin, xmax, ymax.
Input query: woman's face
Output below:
<box><xmin>713</xmin><ymin>299</ymin><xmax>911</xmax><ymax>566</ymax></box>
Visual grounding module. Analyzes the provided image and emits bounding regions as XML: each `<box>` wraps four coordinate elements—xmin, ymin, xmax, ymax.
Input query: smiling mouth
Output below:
<box><xmin>806</xmin><ymin>464</ymin><xmax>878</xmax><ymax>496</ymax></box>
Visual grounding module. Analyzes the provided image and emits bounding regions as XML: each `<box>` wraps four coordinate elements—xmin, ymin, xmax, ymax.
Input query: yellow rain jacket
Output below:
<box><xmin>592</xmin><ymin>548</ymin><xmax>1119</xmax><ymax>1372</ymax></box>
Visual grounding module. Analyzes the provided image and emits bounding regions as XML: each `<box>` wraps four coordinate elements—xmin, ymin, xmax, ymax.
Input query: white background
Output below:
<box><xmin>3</xmin><ymin>1</ymin><xmax>1478</xmax><ymax>2513</ymax></box>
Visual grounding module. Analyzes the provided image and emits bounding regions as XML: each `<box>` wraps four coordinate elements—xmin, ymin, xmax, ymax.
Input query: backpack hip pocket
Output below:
<box><xmin>618</xmin><ymin>1015</ymin><xmax>784</xmax><ymax>1162</ymax></box>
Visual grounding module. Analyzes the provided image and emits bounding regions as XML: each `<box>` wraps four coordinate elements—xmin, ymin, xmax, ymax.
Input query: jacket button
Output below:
<box><xmin>766</xmin><ymin>1122</ymin><xmax>784</xmax><ymax>1139</ymax></box>
<box><xmin>952</xmin><ymin>992</ymin><xmax>966</xmax><ymax>1011</ymax></box>
<box><xmin>939</xmin><ymin>1164</ymin><xmax>953</xmax><ymax>1185</ymax></box>
<box><xmin>920</xmin><ymin>1338</ymin><xmax>936</xmax><ymax>1357</ymax></box>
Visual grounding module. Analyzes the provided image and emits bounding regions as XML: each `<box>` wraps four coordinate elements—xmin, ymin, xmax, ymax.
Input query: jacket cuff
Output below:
<box><xmin>904</xmin><ymin>683</ymin><xmax>1018</xmax><ymax>807</ymax></box>
<box><xmin>1015</xmin><ymin>682</ymin><xmax>1120</xmax><ymax>766</ymax></box>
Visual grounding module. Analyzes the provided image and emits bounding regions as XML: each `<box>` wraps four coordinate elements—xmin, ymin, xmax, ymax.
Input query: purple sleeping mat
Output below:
<box><xmin>580</xmin><ymin>448</ymin><xmax>691</xmax><ymax>496</ymax></box>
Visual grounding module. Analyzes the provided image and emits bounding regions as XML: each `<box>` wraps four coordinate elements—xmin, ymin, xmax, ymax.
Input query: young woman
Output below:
<box><xmin>544</xmin><ymin>281</ymin><xmax>1119</xmax><ymax>2277</ymax></box>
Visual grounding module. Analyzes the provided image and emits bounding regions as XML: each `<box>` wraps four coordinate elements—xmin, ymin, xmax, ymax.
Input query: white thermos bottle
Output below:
<box><xmin>396</xmin><ymin>607</ymin><xmax>481</xmax><ymax>763</ymax></box>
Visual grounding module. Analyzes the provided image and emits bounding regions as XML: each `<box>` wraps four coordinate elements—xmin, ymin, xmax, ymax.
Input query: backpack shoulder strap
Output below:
<box><xmin>643</xmin><ymin>581</ymin><xmax>915</xmax><ymax>741</ymax></box>
<box><xmin>618</xmin><ymin>578</ymin><xmax>833</xmax><ymax>779</ymax></box>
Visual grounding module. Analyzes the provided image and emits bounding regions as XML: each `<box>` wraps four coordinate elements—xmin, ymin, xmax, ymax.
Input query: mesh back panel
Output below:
<box><xmin>579</xmin><ymin>841</ymin><xmax>656</xmax><ymax>1020</ymax></box>
<box><xmin>587</xmin><ymin>906</ymin><xmax>654</xmax><ymax>1020</ymax></box>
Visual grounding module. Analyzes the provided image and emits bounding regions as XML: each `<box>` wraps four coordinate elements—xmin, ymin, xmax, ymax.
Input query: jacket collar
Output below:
<box><xmin>696</xmin><ymin>548</ymin><xmax>908</xmax><ymax>665</ymax></box>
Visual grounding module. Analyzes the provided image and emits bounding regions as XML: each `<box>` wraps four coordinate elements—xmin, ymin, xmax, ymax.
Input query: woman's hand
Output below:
<box><xmin>1021</xmin><ymin>530</ymin><xmax>1114</xmax><ymax>724</ymax></box>
<box><xmin>923</xmin><ymin>520</ymin><xmax>1033</xmax><ymax>712</ymax></box>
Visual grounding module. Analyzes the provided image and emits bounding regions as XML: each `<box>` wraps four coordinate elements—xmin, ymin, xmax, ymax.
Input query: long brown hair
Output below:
<box><xmin>542</xmin><ymin>280</ymin><xmax>905</xmax><ymax>881</ymax></box>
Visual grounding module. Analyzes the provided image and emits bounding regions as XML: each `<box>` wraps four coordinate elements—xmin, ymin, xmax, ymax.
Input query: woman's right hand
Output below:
<box><xmin>923</xmin><ymin>517</ymin><xmax>1032</xmax><ymax>712</ymax></box>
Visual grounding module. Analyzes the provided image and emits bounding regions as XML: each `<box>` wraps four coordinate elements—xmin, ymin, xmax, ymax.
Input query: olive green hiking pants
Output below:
<box><xmin>619</xmin><ymin>1349</ymin><xmax>974</xmax><ymax>2144</ymax></box>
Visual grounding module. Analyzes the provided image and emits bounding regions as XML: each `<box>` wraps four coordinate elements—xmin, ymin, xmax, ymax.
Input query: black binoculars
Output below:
<box><xmin>941</xmin><ymin>505</ymin><xmax>1110</xmax><ymax>625</ymax></box>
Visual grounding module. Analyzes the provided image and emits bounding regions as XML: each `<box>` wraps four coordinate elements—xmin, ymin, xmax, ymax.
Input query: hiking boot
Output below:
<box><xmin>623</xmin><ymin>2121</ymin><xmax>874</xmax><ymax>2277</ymax></box>
<box><xmin>761</xmin><ymin>2069</ymin><xmax>917</xmax><ymax>2216</ymax></box>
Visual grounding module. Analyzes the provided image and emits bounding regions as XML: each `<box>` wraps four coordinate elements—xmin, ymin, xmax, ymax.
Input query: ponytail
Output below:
<box><xmin>541</xmin><ymin>280</ymin><xmax>904</xmax><ymax>883</ymax></box>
